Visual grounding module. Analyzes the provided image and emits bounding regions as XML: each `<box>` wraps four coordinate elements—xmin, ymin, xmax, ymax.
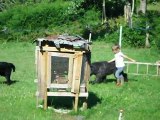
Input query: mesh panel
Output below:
<box><xmin>51</xmin><ymin>56</ymin><xmax>69</xmax><ymax>84</ymax></box>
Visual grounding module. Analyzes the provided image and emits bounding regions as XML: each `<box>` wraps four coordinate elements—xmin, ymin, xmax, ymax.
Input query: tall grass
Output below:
<box><xmin>0</xmin><ymin>41</ymin><xmax>160</xmax><ymax>120</ymax></box>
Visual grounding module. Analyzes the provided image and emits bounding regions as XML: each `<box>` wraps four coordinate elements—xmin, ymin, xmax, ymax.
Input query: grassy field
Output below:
<box><xmin>0</xmin><ymin>41</ymin><xmax>160</xmax><ymax>120</ymax></box>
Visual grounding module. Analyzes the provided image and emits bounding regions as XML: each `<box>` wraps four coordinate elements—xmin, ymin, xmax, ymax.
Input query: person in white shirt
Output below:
<box><xmin>109</xmin><ymin>44</ymin><xmax>136</xmax><ymax>86</ymax></box>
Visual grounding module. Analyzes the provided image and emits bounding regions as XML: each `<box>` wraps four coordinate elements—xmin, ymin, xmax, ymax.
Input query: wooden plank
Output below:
<box><xmin>47</xmin><ymin>53</ymin><xmax>51</xmax><ymax>87</ymax></box>
<box><xmin>83</xmin><ymin>62</ymin><xmax>88</xmax><ymax>82</ymax></box>
<box><xmin>35</xmin><ymin>49</ymin><xmax>39</xmax><ymax>107</ymax></box>
<box><xmin>71</xmin><ymin>52</ymin><xmax>83</xmax><ymax>93</ymax></box>
<box><xmin>44</xmin><ymin>51</ymin><xmax>48</xmax><ymax>110</ymax></box>
<box><xmin>49</xmin><ymin>52</ymin><xmax>74</xmax><ymax>58</ymax></box>
<box><xmin>47</xmin><ymin>92</ymin><xmax>88</xmax><ymax>97</ymax></box>
<box><xmin>80</xmin><ymin>83</ymin><xmax>86</xmax><ymax>93</ymax></box>
<box><xmin>49</xmin><ymin>84</ymin><xmax>69</xmax><ymax>89</ymax></box>
<box><xmin>38</xmin><ymin>51</ymin><xmax>45</xmax><ymax>99</ymax></box>
<box><xmin>68</xmin><ymin>56</ymin><xmax>73</xmax><ymax>87</ymax></box>
<box><xmin>36</xmin><ymin>46</ymin><xmax>87</xmax><ymax>53</ymax></box>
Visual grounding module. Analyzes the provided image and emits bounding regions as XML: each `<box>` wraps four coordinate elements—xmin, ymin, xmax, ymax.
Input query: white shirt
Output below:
<box><xmin>115</xmin><ymin>52</ymin><xmax>125</xmax><ymax>67</ymax></box>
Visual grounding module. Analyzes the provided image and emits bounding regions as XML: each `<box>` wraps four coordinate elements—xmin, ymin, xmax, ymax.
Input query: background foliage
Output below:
<box><xmin>0</xmin><ymin>0</ymin><xmax>160</xmax><ymax>49</ymax></box>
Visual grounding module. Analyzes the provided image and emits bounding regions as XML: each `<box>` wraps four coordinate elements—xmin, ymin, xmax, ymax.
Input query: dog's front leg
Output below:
<box><xmin>5</xmin><ymin>73</ymin><xmax>12</xmax><ymax>85</ymax></box>
<box><xmin>94</xmin><ymin>74</ymin><xmax>105</xmax><ymax>83</ymax></box>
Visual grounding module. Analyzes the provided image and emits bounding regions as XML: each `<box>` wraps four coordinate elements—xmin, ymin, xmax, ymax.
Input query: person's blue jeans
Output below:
<box><xmin>115</xmin><ymin>67</ymin><xmax>124</xmax><ymax>79</ymax></box>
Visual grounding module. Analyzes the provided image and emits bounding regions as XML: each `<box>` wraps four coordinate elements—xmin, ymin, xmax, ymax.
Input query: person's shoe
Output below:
<box><xmin>116</xmin><ymin>82</ymin><xmax>121</xmax><ymax>86</ymax></box>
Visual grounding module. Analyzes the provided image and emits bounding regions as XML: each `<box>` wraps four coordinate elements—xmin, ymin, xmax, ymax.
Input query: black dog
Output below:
<box><xmin>90</xmin><ymin>61</ymin><xmax>128</xmax><ymax>84</ymax></box>
<box><xmin>0</xmin><ymin>62</ymin><xmax>15</xmax><ymax>85</ymax></box>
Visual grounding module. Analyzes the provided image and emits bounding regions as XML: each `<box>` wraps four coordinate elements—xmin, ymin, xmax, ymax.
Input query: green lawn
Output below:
<box><xmin>0</xmin><ymin>41</ymin><xmax>160</xmax><ymax>120</ymax></box>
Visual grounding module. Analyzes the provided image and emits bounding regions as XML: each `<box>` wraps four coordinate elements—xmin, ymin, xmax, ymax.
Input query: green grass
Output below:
<box><xmin>148</xmin><ymin>2</ymin><xmax>160</xmax><ymax>12</ymax></box>
<box><xmin>0</xmin><ymin>41</ymin><xmax>160</xmax><ymax>120</ymax></box>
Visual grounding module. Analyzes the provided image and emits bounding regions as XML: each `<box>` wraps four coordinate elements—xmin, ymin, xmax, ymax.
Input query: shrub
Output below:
<box><xmin>0</xmin><ymin>1</ymin><xmax>82</xmax><ymax>41</ymax></box>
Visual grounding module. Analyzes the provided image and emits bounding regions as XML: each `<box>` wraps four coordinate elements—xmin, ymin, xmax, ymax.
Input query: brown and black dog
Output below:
<box><xmin>0</xmin><ymin>62</ymin><xmax>15</xmax><ymax>85</ymax></box>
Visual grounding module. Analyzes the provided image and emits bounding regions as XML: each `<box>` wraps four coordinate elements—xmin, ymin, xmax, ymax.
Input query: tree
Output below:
<box><xmin>139</xmin><ymin>0</ymin><xmax>150</xmax><ymax>47</ymax></box>
<box><xmin>138</xmin><ymin>0</ymin><xmax>147</xmax><ymax>14</ymax></box>
<box><xmin>102</xmin><ymin>0</ymin><xmax>107</xmax><ymax>24</ymax></box>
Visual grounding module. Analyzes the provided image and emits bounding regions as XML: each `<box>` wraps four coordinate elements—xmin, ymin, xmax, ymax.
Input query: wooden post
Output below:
<box><xmin>126</xmin><ymin>63</ymin><xmax>129</xmax><ymax>73</ymax></box>
<box><xmin>71</xmin><ymin>52</ymin><xmax>83</xmax><ymax>111</ymax></box>
<box><xmin>157</xmin><ymin>65</ymin><xmax>159</xmax><ymax>75</ymax></box>
<box><xmin>35</xmin><ymin>48</ymin><xmax>39</xmax><ymax>108</ymax></box>
<box><xmin>85</xmin><ymin>61</ymin><xmax>90</xmax><ymax>92</ymax></box>
<box><xmin>81</xmin><ymin>60</ymin><xmax>90</xmax><ymax>110</ymax></box>
<box><xmin>146</xmin><ymin>64</ymin><xmax>149</xmax><ymax>74</ymax></box>
<box><xmin>82</xmin><ymin>98</ymin><xmax>88</xmax><ymax>110</ymax></box>
<box><xmin>44</xmin><ymin>50</ymin><xmax>48</xmax><ymax>110</ymax></box>
<box><xmin>74</xmin><ymin>93</ymin><xmax>79</xmax><ymax>112</ymax></box>
<box><xmin>136</xmin><ymin>64</ymin><xmax>139</xmax><ymax>74</ymax></box>
<box><xmin>145</xmin><ymin>32</ymin><xmax>150</xmax><ymax>48</ymax></box>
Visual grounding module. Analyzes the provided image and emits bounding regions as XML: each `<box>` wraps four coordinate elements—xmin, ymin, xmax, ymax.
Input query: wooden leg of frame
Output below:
<box><xmin>74</xmin><ymin>93</ymin><xmax>79</xmax><ymax>112</ymax></box>
<box><xmin>82</xmin><ymin>98</ymin><xmax>88</xmax><ymax>110</ymax></box>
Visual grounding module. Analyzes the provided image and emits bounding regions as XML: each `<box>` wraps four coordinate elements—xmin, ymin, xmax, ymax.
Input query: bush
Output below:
<box><xmin>122</xmin><ymin>27</ymin><xmax>146</xmax><ymax>47</ymax></box>
<box><xmin>0</xmin><ymin>1</ymin><xmax>82</xmax><ymax>41</ymax></box>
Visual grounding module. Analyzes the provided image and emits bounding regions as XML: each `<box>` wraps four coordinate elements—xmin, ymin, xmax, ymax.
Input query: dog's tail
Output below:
<box><xmin>10</xmin><ymin>63</ymin><xmax>15</xmax><ymax>72</ymax></box>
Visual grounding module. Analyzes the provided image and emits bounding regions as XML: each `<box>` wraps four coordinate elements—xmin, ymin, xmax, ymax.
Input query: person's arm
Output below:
<box><xmin>108</xmin><ymin>58</ymin><xmax>115</xmax><ymax>63</ymax></box>
<box><xmin>122</xmin><ymin>54</ymin><xmax>136</xmax><ymax>62</ymax></box>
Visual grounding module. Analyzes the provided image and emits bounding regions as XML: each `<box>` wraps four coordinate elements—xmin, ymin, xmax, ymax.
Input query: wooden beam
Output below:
<box><xmin>49</xmin><ymin>84</ymin><xmax>69</xmax><ymax>89</ymax></box>
<box><xmin>36</xmin><ymin>46</ymin><xmax>87</xmax><ymax>53</ymax></box>
<box><xmin>47</xmin><ymin>92</ymin><xmax>88</xmax><ymax>97</ymax></box>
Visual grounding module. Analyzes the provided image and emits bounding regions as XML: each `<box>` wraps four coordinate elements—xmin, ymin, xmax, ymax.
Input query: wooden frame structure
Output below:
<box><xmin>124</xmin><ymin>61</ymin><xmax>160</xmax><ymax>76</ymax></box>
<box><xmin>34</xmin><ymin>35</ymin><xmax>91</xmax><ymax>112</ymax></box>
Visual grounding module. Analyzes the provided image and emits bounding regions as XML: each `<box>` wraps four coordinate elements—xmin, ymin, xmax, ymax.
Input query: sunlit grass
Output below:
<box><xmin>0</xmin><ymin>41</ymin><xmax>160</xmax><ymax>120</ymax></box>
